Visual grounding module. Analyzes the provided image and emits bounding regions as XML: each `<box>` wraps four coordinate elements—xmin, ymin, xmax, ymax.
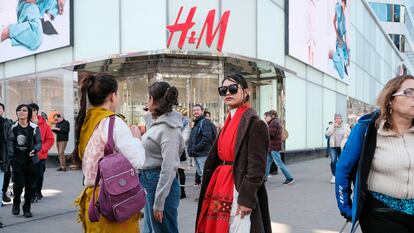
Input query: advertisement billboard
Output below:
<box><xmin>0</xmin><ymin>0</ymin><xmax>72</xmax><ymax>63</ymax></box>
<box><xmin>288</xmin><ymin>0</ymin><xmax>350</xmax><ymax>83</ymax></box>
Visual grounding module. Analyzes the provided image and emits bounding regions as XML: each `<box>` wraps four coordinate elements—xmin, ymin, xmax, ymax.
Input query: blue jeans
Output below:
<box><xmin>330</xmin><ymin>147</ymin><xmax>341</xmax><ymax>176</ymax></box>
<box><xmin>195</xmin><ymin>156</ymin><xmax>207</xmax><ymax>177</ymax></box>
<box><xmin>140</xmin><ymin>169</ymin><xmax>180</xmax><ymax>233</ymax></box>
<box><xmin>266</xmin><ymin>150</ymin><xmax>293</xmax><ymax>180</ymax></box>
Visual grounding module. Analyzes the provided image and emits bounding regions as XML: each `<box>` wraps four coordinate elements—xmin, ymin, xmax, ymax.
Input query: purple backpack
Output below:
<box><xmin>88</xmin><ymin>116</ymin><xmax>146</xmax><ymax>223</ymax></box>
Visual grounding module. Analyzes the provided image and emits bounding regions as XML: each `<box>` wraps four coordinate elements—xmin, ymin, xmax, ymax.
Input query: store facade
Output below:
<box><xmin>0</xmin><ymin>0</ymin><xmax>404</xmax><ymax>156</ymax></box>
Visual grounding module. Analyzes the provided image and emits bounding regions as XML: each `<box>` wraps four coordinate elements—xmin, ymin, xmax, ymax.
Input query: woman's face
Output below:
<box><xmin>391</xmin><ymin>79</ymin><xmax>414</xmax><ymax>120</ymax></box>
<box><xmin>221</xmin><ymin>79</ymin><xmax>246</xmax><ymax>109</ymax></box>
<box><xmin>108</xmin><ymin>92</ymin><xmax>119</xmax><ymax>112</ymax></box>
<box><xmin>16</xmin><ymin>106</ymin><xmax>29</xmax><ymax>121</ymax></box>
<box><xmin>146</xmin><ymin>95</ymin><xmax>157</xmax><ymax>114</ymax></box>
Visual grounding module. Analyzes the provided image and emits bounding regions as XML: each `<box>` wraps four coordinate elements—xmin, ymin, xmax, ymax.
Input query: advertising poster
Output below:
<box><xmin>0</xmin><ymin>0</ymin><xmax>71</xmax><ymax>63</ymax></box>
<box><xmin>288</xmin><ymin>0</ymin><xmax>350</xmax><ymax>83</ymax></box>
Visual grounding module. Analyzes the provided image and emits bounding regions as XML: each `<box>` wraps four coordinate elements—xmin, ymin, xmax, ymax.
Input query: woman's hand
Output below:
<box><xmin>130</xmin><ymin>125</ymin><xmax>142</xmax><ymax>139</ymax></box>
<box><xmin>236</xmin><ymin>205</ymin><xmax>252</xmax><ymax>219</ymax></box>
<box><xmin>153</xmin><ymin>210</ymin><xmax>163</xmax><ymax>223</ymax></box>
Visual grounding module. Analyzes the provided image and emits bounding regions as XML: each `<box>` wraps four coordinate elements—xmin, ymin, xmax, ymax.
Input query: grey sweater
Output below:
<box><xmin>141</xmin><ymin>111</ymin><xmax>184</xmax><ymax>211</ymax></box>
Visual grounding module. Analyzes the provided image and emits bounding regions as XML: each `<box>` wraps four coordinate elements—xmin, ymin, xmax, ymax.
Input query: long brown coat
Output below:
<box><xmin>196</xmin><ymin>108</ymin><xmax>272</xmax><ymax>233</ymax></box>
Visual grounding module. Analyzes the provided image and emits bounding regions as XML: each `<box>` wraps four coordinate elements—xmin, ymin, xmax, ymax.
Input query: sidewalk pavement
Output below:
<box><xmin>0</xmin><ymin>158</ymin><xmax>361</xmax><ymax>233</ymax></box>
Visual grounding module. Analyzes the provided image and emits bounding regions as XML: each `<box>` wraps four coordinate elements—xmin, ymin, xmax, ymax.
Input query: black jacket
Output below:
<box><xmin>0</xmin><ymin>117</ymin><xmax>13</xmax><ymax>172</ymax></box>
<box><xmin>187</xmin><ymin>116</ymin><xmax>216</xmax><ymax>158</ymax></box>
<box><xmin>11</xmin><ymin>121</ymin><xmax>42</xmax><ymax>166</ymax></box>
<box><xmin>53</xmin><ymin>119</ymin><xmax>70</xmax><ymax>141</ymax></box>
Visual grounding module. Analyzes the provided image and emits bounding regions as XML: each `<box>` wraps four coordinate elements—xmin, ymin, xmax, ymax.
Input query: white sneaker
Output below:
<box><xmin>330</xmin><ymin>176</ymin><xmax>335</xmax><ymax>184</ymax></box>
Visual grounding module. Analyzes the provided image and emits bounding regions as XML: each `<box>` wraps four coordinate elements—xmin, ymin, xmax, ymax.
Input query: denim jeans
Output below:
<box><xmin>329</xmin><ymin>147</ymin><xmax>341</xmax><ymax>176</ymax></box>
<box><xmin>265</xmin><ymin>150</ymin><xmax>293</xmax><ymax>180</ymax></box>
<box><xmin>140</xmin><ymin>169</ymin><xmax>180</xmax><ymax>233</ymax></box>
<box><xmin>194</xmin><ymin>156</ymin><xmax>207</xmax><ymax>177</ymax></box>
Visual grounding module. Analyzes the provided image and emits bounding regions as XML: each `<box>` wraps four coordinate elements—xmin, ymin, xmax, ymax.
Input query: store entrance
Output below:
<box><xmin>74</xmin><ymin>53</ymin><xmax>285</xmax><ymax>127</ymax></box>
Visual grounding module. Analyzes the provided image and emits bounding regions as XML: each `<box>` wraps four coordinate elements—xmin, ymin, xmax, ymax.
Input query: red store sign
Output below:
<box><xmin>167</xmin><ymin>6</ymin><xmax>231</xmax><ymax>52</ymax></box>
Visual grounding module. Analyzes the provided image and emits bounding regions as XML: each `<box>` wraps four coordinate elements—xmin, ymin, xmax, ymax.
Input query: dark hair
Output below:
<box><xmin>75</xmin><ymin>72</ymin><xmax>118</xmax><ymax>151</ymax></box>
<box><xmin>0</xmin><ymin>103</ymin><xmax>4</xmax><ymax>111</ymax></box>
<box><xmin>204</xmin><ymin>111</ymin><xmax>211</xmax><ymax>116</ymax></box>
<box><xmin>16</xmin><ymin>104</ymin><xmax>32</xmax><ymax>122</ymax></box>
<box><xmin>329</xmin><ymin>121</ymin><xmax>333</xmax><ymax>124</ymax></box>
<box><xmin>265</xmin><ymin>110</ymin><xmax>278</xmax><ymax>118</ymax></box>
<box><xmin>193</xmin><ymin>104</ymin><xmax>204</xmax><ymax>111</ymax></box>
<box><xmin>148</xmin><ymin>82</ymin><xmax>179</xmax><ymax>116</ymax></box>
<box><xmin>222</xmin><ymin>72</ymin><xmax>250</xmax><ymax>102</ymax></box>
<box><xmin>28</xmin><ymin>103</ymin><xmax>39</xmax><ymax>112</ymax></box>
<box><xmin>54</xmin><ymin>114</ymin><xmax>62</xmax><ymax>119</ymax></box>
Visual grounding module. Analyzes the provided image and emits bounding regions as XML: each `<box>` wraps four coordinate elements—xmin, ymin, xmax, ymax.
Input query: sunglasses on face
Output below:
<box><xmin>392</xmin><ymin>88</ymin><xmax>414</xmax><ymax>98</ymax></box>
<box><xmin>218</xmin><ymin>84</ymin><xmax>239</xmax><ymax>96</ymax></box>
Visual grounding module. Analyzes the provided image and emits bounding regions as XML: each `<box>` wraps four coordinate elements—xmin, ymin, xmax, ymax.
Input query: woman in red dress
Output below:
<box><xmin>196</xmin><ymin>72</ymin><xmax>272</xmax><ymax>233</ymax></box>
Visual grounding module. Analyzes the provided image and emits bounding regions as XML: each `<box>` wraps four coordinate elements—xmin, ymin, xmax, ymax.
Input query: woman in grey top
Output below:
<box><xmin>140</xmin><ymin>81</ymin><xmax>184</xmax><ymax>233</ymax></box>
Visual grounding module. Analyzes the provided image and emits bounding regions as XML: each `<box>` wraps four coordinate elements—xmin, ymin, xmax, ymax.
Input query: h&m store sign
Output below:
<box><xmin>167</xmin><ymin>6</ymin><xmax>230</xmax><ymax>52</ymax></box>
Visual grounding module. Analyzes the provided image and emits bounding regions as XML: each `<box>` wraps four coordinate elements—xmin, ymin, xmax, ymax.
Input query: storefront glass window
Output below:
<box><xmin>5</xmin><ymin>76</ymin><xmax>36</xmax><ymax>120</ymax></box>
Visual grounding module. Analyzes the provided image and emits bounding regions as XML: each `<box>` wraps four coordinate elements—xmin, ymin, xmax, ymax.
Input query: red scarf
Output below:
<box><xmin>197</xmin><ymin>105</ymin><xmax>250</xmax><ymax>233</ymax></box>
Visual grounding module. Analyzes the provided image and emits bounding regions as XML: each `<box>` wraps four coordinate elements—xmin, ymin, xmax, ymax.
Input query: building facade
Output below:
<box><xmin>0</xmin><ymin>0</ymin><xmax>403</xmax><ymax>156</ymax></box>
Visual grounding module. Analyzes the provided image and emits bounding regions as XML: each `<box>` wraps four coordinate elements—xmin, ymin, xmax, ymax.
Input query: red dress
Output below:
<box><xmin>196</xmin><ymin>105</ymin><xmax>250</xmax><ymax>233</ymax></box>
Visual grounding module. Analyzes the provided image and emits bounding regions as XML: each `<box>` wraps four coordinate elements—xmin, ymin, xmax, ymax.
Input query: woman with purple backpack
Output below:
<box><xmin>74</xmin><ymin>73</ymin><xmax>145</xmax><ymax>232</ymax></box>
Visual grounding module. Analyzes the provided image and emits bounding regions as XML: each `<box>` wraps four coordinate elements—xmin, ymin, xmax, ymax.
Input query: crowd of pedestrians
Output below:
<box><xmin>1</xmin><ymin>73</ymin><xmax>413</xmax><ymax>233</ymax></box>
<box><xmin>0</xmin><ymin>101</ymin><xmax>71</xmax><ymax>227</ymax></box>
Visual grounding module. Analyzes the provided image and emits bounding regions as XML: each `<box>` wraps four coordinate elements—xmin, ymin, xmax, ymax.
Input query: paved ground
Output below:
<box><xmin>0</xmin><ymin>158</ymin><xmax>361</xmax><ymax>233</ymax></box>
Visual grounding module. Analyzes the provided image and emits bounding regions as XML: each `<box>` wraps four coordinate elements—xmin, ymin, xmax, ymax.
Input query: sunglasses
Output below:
<box><xmin>218</xmin><ymin>84</ymin><xmax>239</xmax><ymax>96</ymax></box>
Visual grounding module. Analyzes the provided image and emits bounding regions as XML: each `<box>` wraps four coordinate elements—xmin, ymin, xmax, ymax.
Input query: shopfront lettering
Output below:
<box><xmin>167</xmin><ymin>6</ymin><xmax>230</xmax><ymax>52</ymax></box>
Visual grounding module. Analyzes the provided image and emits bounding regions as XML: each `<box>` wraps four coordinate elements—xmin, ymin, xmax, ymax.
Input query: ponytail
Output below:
<box><xmin>148</xmin><ymin>82</ymin><xmax>179</xmax><ymax>117</ymax></box>
<box><xmin>73</xmin><ymin>72</ymin><xmax>117</xmax><ymax>160</ymax></box>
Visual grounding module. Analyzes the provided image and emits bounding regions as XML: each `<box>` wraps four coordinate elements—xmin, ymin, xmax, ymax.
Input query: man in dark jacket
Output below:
<box><xmin>264</xmin><ymin>110</ymin><xmax>294</xmax><ymax>184</ymax></box>
<box><xmin>0</xmin><ymin>103</ymin><xmax>13</xmax><ymax>206</ymax></box>
<box><xmin>187</xmin><ymin>104</ymin><xmax>216</xmax><ymax>186</ymax></box>
<box><xmin>52</xmin><ymin>114</ymin><xmax>70</xmax><ymax>171</ymax></box>
<box><xmin>11</xmin><ymin>104</ymin><xmax>42</xmax><ymax>218</ymax></box>
<box><xmin>0</xmin><ymin>103</ymin><xmax>13</xmax><ymax>227</ymax></box>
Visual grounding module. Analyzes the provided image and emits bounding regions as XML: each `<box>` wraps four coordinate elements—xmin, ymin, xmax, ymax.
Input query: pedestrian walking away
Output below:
<box><xmin>196</xmin><ymin>72</ymin><xmax>272</xmax><ymax>233</ymax></box>
<box><xmin>335</xmin><ymin>75</ymin><xmax>414</xmax><ymax>233</ymax></box>
<box><xmin>73</xmin><ymin>73</ymin><xmax>145</xmax><ymax>232</ymax></box>
<box><xmin>264</xmin><ymin>110</ymin><xmax>294</xmax><ymax>185</ymax></box>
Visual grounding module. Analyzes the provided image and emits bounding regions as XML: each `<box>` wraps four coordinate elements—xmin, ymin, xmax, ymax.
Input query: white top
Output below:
<box><xmin>367</xmin><ymin>121</ymin><xmax>414</xmax><ymax>199</ymax></box>
<box><xmin>82</xmin><ymin>117</ymin><xmax>145</xmax><ymax>187</ymax></box>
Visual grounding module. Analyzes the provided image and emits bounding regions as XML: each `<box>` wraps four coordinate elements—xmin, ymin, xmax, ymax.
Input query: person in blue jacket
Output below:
<box><xmin>335</xmin><ymin>75</ymin><xmax>414</xmax><ymax>233</ymax></box>
<box><xmin>1</xmin><ymin>0</ymin><xmax>65</xmax><ymax>51</ymax></box>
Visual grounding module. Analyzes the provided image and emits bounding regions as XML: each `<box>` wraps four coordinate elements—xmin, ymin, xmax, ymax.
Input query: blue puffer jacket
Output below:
<box><xmin>335</xmin><ymin>110</ymin><xmax>380</xmax><ymax>232</ymax></box>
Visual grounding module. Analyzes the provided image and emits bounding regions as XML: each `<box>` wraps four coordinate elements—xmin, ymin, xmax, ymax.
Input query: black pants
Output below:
<box><xmin>360</xmin><ymin>194</ymin><xmax>414</xmax><ymax>233</ymax></box>
<box><xmin>2</xmin><ymin>167</ymin><xmax>11</xmax><ymax>194</ymax></box>
<box><xmin>33</xmin><ymin>160</ymin><xmax>46</xmax><ymax>196</ymax></box>
<box><xmin>12</xmin><ymin>163</ymin><xmax>35</xmax><ymax>212</ymax></box>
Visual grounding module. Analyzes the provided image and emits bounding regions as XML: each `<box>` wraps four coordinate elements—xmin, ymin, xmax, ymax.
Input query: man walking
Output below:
<box><xmin>28</xmin><ymin>103</ymin><xmax>54</xmax><ymax>202</ymax></box>
<box><xmin>11</xmin><ymin>104</ymin><xmax>42</xmax><ymax>218</ymax></box>
<box><xmin>0</xmin><ymin>103</ymin><xmax>13</xmax><ymax>204</ymax></box>
<box><xmin>264</xmin><ymin>110</ymin><xmax>295</xmax><ymax>185</ymax></box>
<box><xmin>52</xmin><ymin>114</ymin><xmax>70</xmax><ymax>171</ymax></box>
<box><xmin>187</xmin><ymin>104</ymin><xmax>216</xmax><ymax>186</ymax></box>
<box><xmin>0</xmin><ymin>103</ymin><xmax>14</xmax><ymax>227</ymax></box>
